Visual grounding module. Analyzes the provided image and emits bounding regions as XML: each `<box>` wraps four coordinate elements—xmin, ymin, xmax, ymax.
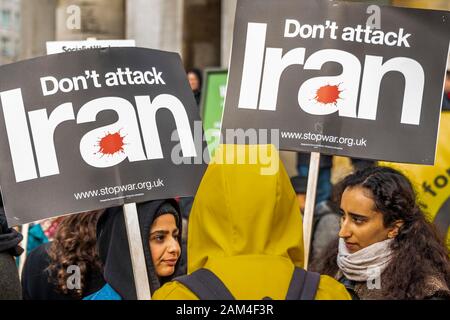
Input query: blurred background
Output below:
<box><xmin>0</xmin><ymin>0</ymin><xmax>448</xmax><ymax>68</ymax></box>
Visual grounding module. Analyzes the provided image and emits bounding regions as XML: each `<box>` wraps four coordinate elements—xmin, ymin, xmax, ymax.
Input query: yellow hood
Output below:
<box><xmin>187</xmin><ymin>144</ymin><xmax>304</xmax><ymax>273</ymax></box>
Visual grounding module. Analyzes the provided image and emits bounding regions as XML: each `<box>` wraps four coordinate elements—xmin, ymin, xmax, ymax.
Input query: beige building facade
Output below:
<box><xmin>0</xmin><ymin>0</ymin><xmax>21</xmax><ymax>64</ymax></box>
<box><xmin>2</xmin><ymin>0</ymin><xmax>449</xmax><ymax>67</ymax></box>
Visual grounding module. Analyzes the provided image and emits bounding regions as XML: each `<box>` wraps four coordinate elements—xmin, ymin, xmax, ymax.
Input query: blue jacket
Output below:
<box><xmin>83</xmin><ymin>284</ymin><xmax>122</xmax><ymax>300</ymax></box>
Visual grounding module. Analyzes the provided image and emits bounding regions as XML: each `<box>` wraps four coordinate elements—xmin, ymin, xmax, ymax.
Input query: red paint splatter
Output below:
<box><xmin>315</xmin><ymin>84</ymin><xmax>342</xmax><ymax>105</ymax></box>
<box><xmin>97</xmin><ymin>132</ymin><xmax>125</xmax><ymax>156</ymax></box>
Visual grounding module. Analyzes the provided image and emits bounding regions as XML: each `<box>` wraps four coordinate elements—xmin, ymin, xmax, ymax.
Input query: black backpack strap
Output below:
<box><xmin>174</xmin><ymin>268</ymin><xmax>235</xmax><ymax>300</ymax></box>
<box><xmin>285</xmin><ymin>267</ymin><xmax>321</xmax><ymax>300</ymax></box>
<box><xmin>300</xmin><ymin>269</ymin><xmax>321</xmax><ymax>300</ymax></box>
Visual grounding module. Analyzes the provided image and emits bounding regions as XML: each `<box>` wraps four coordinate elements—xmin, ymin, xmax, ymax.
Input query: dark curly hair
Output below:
<box><xmin>46</xmin><ymin>210</ymin><xmax>103</xmax><ymax>298</ymax></box>
<box><xmin>318</xmin><ymin>166</ymin><xmax>450</xmax><ymax>299</ymax></box>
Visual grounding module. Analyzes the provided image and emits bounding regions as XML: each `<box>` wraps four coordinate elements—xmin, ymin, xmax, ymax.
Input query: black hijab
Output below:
<box><xmin>96</xmin><ymin>199</ymin><xmax>182</xmax><ymax>300</ymax></box>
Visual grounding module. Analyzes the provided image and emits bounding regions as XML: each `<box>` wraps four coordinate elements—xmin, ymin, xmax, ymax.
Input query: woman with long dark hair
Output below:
<box><xmin>22</xmin><ymin>211</ymin><xmax>104</xmax><ymax>300</ymax></box>
<box><xmin>318</xmin><ymin>166</ymin><xmax>450</xmax><ymax>299</ymax></box>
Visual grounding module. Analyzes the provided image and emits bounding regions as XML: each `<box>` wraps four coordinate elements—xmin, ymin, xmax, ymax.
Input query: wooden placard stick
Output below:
<box><xmin>18</xmin><ymin>223</ymin><xmax>29</xmax><ymax>278</ymax></box>
<box><xmin>303</xmin><ymin>152</ymin><xmax>321</xmax><ymax>270</ymax></box>
<box><xmin>123</xmin><ymin>203</ymin><xmax>151</xmax><ymax>300</ymax></box>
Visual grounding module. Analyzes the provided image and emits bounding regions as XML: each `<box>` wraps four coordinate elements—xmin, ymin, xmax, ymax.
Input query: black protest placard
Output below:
<box><xmin>222</xmin><ymin>0</ymin><xmax>449</xmax><ymax>164</ymax></box>
<box><xmin>0</xmin><ymin>47</ymin><xmax>207</xmax><ymax>226</ymax></box>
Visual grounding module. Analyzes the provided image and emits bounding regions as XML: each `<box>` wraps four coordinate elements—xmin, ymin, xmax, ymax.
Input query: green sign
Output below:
<box><xmin>201</xmin><ymin>69</ymin><xmax>228</xmax><ymax>157</ymax></box>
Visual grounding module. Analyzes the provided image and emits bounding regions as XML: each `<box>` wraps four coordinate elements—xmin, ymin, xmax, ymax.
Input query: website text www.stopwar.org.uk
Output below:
<box><xmin>281</xmin><ymin>130</ymin><xmax>367</xmax><ymax>150</ymax></box>
<box><xmin>73</xmin><ymin>178</ymin><xmax>164</xmax><ymax>202</ymax></box>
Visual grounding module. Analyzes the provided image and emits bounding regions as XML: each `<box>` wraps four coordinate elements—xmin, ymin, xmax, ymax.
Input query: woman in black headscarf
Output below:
<box><xmin>84</xmin><ymin>199</ymin><xmax>183</xmax><ymax>300</ymax></box>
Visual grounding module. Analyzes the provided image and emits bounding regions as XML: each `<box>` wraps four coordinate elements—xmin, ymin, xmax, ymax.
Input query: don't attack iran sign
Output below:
<box><xmin>0</xmin><ymin>48</ymin><xmax>207</xmax><ymax>225</ymax></box>
<box><xmin>222</xmin><ymin>0</ymin><xmax>449</xmax><ymax>164</ymax></box>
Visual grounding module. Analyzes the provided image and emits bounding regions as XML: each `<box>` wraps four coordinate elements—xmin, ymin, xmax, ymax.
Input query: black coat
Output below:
<box><xmin>0</xmin><ymin>252</ymin><xmax>21</xmax><ymax>299</ymax></box>
<box><xmin>21</xmin><ymin>243</ymin><xmax>105</xmax><ymax>300</ymax></box>
<box><xmin>0</xmin><ymin>207</ymin><xmax>22</xmax><ymax>299</ymax></box>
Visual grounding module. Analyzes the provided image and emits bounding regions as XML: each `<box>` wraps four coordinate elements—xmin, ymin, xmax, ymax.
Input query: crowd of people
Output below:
<box><xmin>1</xmin><ymin>143</ymin><xmax>449</xmax><ymax>300</ymax></box>
<box><xmin>0</xmin><ymin>68</ymin><xmax>449</xmax><ymax>301</ymax></box>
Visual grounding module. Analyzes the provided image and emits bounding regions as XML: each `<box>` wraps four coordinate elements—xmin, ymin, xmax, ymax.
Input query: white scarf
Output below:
<box><xmin>337</xmin><ymin>238</ymin><xmax>394</xmax><ymax>282</ymax></box>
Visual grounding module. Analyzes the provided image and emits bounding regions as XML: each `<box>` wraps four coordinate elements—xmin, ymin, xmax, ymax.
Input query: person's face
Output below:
<box><xmin>338</xmin><ymin>187</ymin><xmax>391</xmax><ymax>253</ymax></box>
<box><xmin>188</xmin><ymin>72</ymin><xmax>200</xmax><ymax>91</ymax></box>
<box><xmin>149</xmin><ymin>214</ymin><xmax>181</xmax><ymax>277</ymax></box>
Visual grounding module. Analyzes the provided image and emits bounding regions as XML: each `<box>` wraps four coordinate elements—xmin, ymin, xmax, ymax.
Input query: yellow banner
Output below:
<box><xmin>392</xmin><ymin>0</ymin><xmax>450</xmax><ymax>10</ymax></box>
<box><xmin>381</xmin><ymin>112</ymin><xmax>450</xmax><ymax>247</ymax></box>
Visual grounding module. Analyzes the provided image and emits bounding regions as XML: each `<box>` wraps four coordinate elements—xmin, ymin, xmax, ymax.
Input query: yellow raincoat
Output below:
<box><xmin>153</xmin><ymin>144</ymin><xmax>350</xmax><ymax>300</ymax></box>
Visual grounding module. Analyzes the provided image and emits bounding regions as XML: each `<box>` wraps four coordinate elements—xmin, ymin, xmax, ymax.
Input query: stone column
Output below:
<box><xmin>220</xmin><ymin>0</ymin><xmax>237</xmax><ymax>68</ymax></box>
<box><xmin>20</xmin><ymin>0</ymin><xmax>57</xmax><ymax>59</ymax></box>
<box><xmin>126</xmin><ymin>0</ymin><xmax>184</xmax><ymax>55</ymax></box>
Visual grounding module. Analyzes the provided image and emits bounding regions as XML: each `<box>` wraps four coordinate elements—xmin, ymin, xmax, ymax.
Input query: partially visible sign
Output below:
<box><xmin>222</xmin><ymin>0</ymin><xmax>449</xmax><ymax>164</ymax></box>
<box><xmin>46</xmin><ymin>39</ymin><xmax>136</xmax><ymax>54</ymax></box>
<box><xmin>0</xmin><ymin>48</ymin><xmax>207</xmax><ymax>226</ymax></box>
<box><xmin>382</xmin><ymin>112</ymin><xmax>450</xmax><ymax>248</ymax></box>
<box><xmin>201</xmin><ymin>69</ymin><xmax>228</xmax><ymax>157</ymax></box>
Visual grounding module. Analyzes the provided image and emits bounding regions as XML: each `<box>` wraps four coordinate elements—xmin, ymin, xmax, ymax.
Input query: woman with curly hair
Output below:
<box><xmin>317</xmin><ymin>166</ymin><xmax>450</xmax><ymax>300</ymax></box>
<box><xmin>21</xmin><ymin>210</ymin><xmax>104</xmax><ymax>300</ymax></box>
